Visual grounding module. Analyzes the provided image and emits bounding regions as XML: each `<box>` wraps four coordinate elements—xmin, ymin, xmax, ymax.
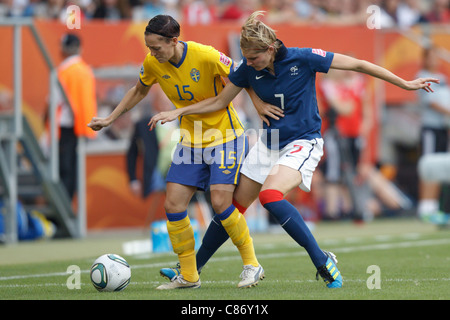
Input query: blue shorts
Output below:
<box><xmin>166</xmin><ymin>135</ymin><xmax>248</xmax><ymax>191</ymax></box>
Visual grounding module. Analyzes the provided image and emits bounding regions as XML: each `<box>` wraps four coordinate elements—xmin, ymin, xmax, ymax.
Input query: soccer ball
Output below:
<box><xmin>90</xmin><ymin>254</ymin><xmax>131</xmax><ymax>292</ymax></box>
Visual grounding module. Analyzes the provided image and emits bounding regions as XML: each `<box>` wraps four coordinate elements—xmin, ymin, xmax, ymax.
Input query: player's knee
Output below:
<box><xmin>211</xmin><ymin>201</ymin><xmax>229</xmax><ymax>215</ymax></box>
<box><xmin>210</xmin><ymin>190</ymin><xmax>233</xmax><ymax>214</ymax></box>
<box><xmin>164</xmin><ymin>198</ymin><xmax>186</xmax><ymax>213</ymax></box>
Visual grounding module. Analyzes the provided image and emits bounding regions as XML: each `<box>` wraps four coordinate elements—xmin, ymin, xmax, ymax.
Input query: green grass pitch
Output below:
<box><xmin>1</xmin><ymin>218</ymin><xmax>449</xmax><ymax>305</ymax></box>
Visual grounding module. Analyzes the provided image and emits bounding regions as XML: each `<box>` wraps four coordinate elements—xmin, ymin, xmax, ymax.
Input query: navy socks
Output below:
<box><xmin>260</xmin><ymin>189</ymin><xmax>327</xmax><ymax>268</ymax></box>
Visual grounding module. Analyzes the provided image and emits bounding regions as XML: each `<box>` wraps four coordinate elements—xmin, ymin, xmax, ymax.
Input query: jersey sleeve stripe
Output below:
<box><xmin>139</xmin><ymin>77</ymin><xmax>149</xmax><ymax>87</ymax></box>
<box><xmin>234</xmin><ymin>135</ymin><xmax>247</xmax><ymax>184</ymax></box>
<box><xmin>229</xmin><ymin>105</ymin><xmax>244</xmax><ymax>130</ymax></box>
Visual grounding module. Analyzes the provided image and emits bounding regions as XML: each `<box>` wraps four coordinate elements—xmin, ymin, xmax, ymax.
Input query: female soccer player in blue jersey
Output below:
<box><xmin>150</xmin><ymin>11</ymin><xmax>439</xmax><ymax>288</ymax></box>
<box><xmin>88</xmin><ymin>14</ymin><xmax>272</xmax><ymax>289</ymax></box>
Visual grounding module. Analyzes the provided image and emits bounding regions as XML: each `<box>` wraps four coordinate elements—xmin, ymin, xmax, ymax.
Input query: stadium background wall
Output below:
<box><xmin>0</xmin><ymin>21</ymin><xmax>449</xmax><ymax>230</ymax></box>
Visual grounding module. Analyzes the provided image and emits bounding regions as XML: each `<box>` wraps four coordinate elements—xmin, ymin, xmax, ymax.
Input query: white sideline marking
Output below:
<box><xmin>1</xmin><ymin>238</ymin><xmax>449</xmax><ymax>283</ymax></box>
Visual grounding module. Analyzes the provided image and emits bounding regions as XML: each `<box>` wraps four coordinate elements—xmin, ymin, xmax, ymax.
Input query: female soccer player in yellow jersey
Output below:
<box><xmin>88</xmin><ymin>15</ymin><xmax>271</xmax><ymax>289</ymax></box>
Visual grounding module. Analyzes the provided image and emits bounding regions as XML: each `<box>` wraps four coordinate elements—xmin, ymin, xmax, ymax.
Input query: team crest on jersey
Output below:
<box><xmin>290</xmin><ymin>65</ymin><xmax>299</xmax><ymax>76</ymax></box>
<box><xmin>190</xmin><ymin>68</ymin><xmax>200</xmax><ymax>82</ymax></box>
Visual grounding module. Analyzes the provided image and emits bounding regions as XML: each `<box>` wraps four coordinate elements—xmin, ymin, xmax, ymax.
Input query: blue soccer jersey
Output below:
<box><xmin>229</xmin><ymin>42</ymin><xmax>334</xmax><ymax>149</ymax></box>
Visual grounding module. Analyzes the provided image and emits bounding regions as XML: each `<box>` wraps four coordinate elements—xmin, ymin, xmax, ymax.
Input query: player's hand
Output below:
<box><xmin>148</xmin><ymin>110</ymin><xmax>181</xmax><ymax>131</ymax></box>
<box><xmin>405</xmin><ymin>77</ymin><xmax>440</xmax><ymax>92</ymax></box>
<box><xmin>254</xmin><ymin>102</ymin><xmax>284</xmax><ymax>127</ymax></box>
<box><xmin>87</xmin><ymin>117</ymin><xmax>111</xmax><ymax>131</ymax></box>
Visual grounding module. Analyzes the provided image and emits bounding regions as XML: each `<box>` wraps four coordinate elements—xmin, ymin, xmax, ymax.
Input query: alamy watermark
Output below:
<box><xmin>66</xmin><ymin>5</ymin><xmax>81</xmax><ymax>30</ymax></box>
<box><xmin>366</xmin><ymin>5</ymin><xmax>381</xmax><ymax>30</ymax></box>
<box><xmin>366</xmin><ymin>265</ymin><xmax>381</xmax><ymax>289</ymax></box>
<box><xmin>66</xmin><ymin>265</ymin><xmax>81</xmax><ymax>289</ymax></box>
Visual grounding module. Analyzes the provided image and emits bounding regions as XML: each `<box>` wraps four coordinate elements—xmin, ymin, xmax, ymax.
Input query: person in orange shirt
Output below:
<box><xmin>57</xmin><ymin>33</ymin><xmax>97</xmax><ymax>199</ymax></box>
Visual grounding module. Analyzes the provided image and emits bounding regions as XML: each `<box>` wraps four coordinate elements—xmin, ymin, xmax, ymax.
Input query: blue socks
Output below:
<box><xmin>196</xmin><ymin>189</ymin><xmax>328</xmax><ymax>271</ymax></box>
<box><xmin>259</xmin><ymin>189</ymin><xmax>327</xmax><ymax>268</ymax></box>
<box><xmin>196</xmin><ymin>214</ymin><xmax>229</xmax><ymax>272</ymax></box>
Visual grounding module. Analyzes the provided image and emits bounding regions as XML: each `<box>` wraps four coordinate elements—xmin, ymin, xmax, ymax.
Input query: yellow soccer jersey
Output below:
<box><xmin>139</xmin><ymin>41</ymin><xmax>244</xmax><ymax>148</ymax></box>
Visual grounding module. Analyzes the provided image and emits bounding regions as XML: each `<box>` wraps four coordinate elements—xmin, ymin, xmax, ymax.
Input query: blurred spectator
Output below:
<box><xmin>57</xmin><ymin>33</ymin><xmax>98</xmax><ymax>199</ymax></box>
<box><xmin>1</xmin><ymin>0</ymin><xmax>447</xmax><ymax>26</ymax></box>
<box><xmin>21</xmin><ymin>0</ymin><xmax>48</xmax><ymax>17</ymax></box>
<box><xmin>126</xmin><ymin>114</ymin><xmax>166</xmax><ymax>224</ymax></box>
<box><xmin>321</xmin><ymin>0</ymin><xmax>348</xmax><ymax>17</ymax></box>
<box><xmin>43</xmin><ymin>0</ymin><xmax>67</xmax><ymax>20</ymax></box>
<box><xmin>290</xmin><ymin>0</ymin><xmax>370</xmax><ymax>26</ymax></box>
<box><xmin>319</xmin><ymin>67</ymin><xmax>410</xmax><ymax>219</ymax></box>
<box><xmin>132</xmin><ymin>0</ymin><xmax>166</xmax><ymax>22</ymax></box>
<box><xmin>261</xmin><ymin>0</ymin><xmax>301</xmax><ymax>24</ymax></box>
<box><xmin>127</xmin><ymin>116</ymin><xmax>164</xmax><ymax>198</ymax></box>
<box><xmin>74</xmin><ymin>0</ymin><xmax>97</xmax><ymax>19</ymax></box>
<box><xmin>378</xmin><ymin>0</ymin><xmax>425</xmax><ymax>29</ymax></box>
<box><xmin>319</xmin><ymin>0</ymin><xmax>369</xmax><ymax>25</ymax></box>
<box><xmin>0</xmin><ymin>88</ymin><xmax>12</xmax><ymax>113</ymax></box>
<box><xmin>319</xmin><ymin>68</ymin><xmax>372</xmax><ymax>219</ymax></box>
<box><xmin>0</xmin><ymin>0</ymin><xmax>48</xmax><ymax>18</ymax></box>
<box><xmin>12</xmin><ymin>0</ymin><xmax>96</xmax><ymax>21</ymax></box>
<box><xmin>0</xmin><ymin>0</ymin><xmax>28</xmax><ymax>17</ymax></box>
<box><xmin>424</xmin><ymin>0</ymin><xmax>450</xmax><ymax>23</ymax></box>
<box><xmin>162</xmin><ymin>0</ymin><xmax>181</xmax><ymax>19</ymax></box>
<box><xmin>292</xmin><ymin>0</ymin><xmax>321</xmax><ymax>21</ymax></box>
<box><xmin>92</xmin><ymin>0</ymin><xmax>131</xmax><ymax>20</ymax></box>
<box><xmin>181</xmin><ymin>0</ymin><xmax>219</xmax><ymax>25</ymax></box>
<box><xmin>220</xmin><ymin>0</ymin><xmax>258</xmax><ymax>22</ymax></box>
<box><xmin>416</xmin><ymin>46</ymin><xmax>450</xmax><ymax>221</ymax></box>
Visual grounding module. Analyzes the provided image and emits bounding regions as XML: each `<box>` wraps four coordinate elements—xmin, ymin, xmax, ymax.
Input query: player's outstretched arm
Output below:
<box><xmin>330</xmin><ymin>53</ymin><xmax>440</xmax><ymax>92</ymax></box>
<box><xmin>148</xmin><ymin>82</ymin><xmax>243</xmax><ymax>130</ymax></box>
<box><xmin>88</xmin><ymin>81</ymin><xmax>150</xmax><ymax>131</ymax></box>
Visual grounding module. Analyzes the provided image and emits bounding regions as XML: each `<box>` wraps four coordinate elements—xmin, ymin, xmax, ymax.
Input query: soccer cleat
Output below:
<box><xmin>237</xmin><ymin>264</ymin><xmax>265</xmax><ymax>288</ymax></box>
<box><xmin>316</xmin><ymin>251</ymin><xmax>343</xmax><ymax>289</ymax></box>
<box><xmin>160</xmin><ymin>263</ymin><xmax>181</xmax><ymax>282</ymax></box>
<box><xmin>421</xmin><ymin>211</ymin><xmax>450</xmax><ymax>225</ymax></box>
<box><xmin>160</xmin><ymin>262</ymin><xmax>204</xmax><ymax>282</ymax></box>
<box><xmin>156</xmin><ymin>274</ymin><xmax>201</xmax><ymax>290</ymax></box>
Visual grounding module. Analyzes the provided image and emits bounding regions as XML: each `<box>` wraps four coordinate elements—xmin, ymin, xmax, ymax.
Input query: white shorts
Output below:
<box><xmin>240</xmin><ymin>137</ymin><xmax>324</xmax><ymax>192</ymax></box>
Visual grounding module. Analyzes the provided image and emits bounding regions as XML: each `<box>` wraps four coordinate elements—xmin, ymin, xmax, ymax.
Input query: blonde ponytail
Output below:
<box><xmin>240</xmin><ymin>11</ymin><xmax>280</xmax><ymax>53</ymax></box>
